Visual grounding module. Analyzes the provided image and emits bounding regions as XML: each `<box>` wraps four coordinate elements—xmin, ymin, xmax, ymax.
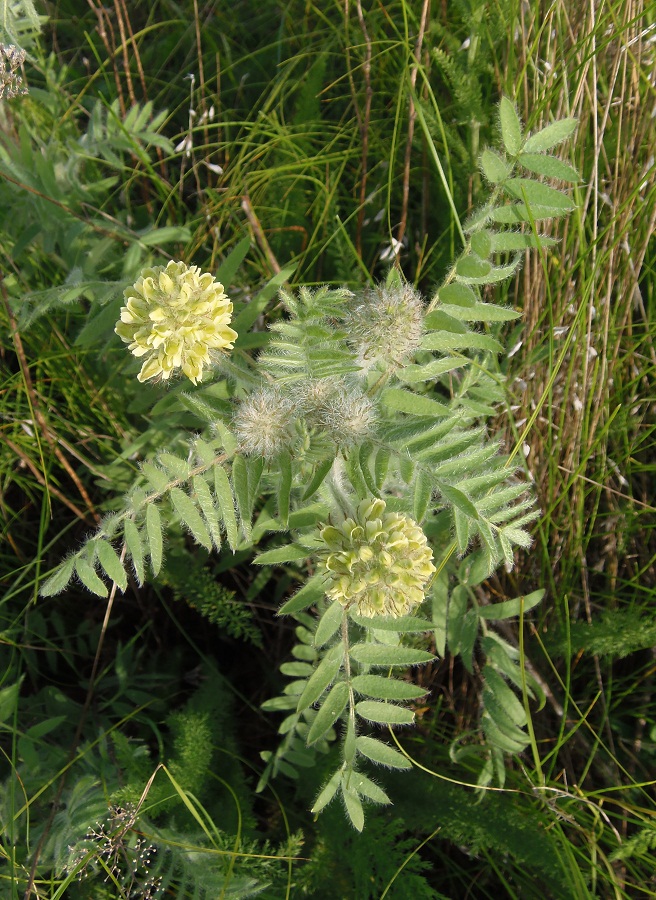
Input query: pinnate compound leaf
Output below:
<box><xmin>306</xmin><ymin>681</ymin><xmax>349</xmax><ymax>744</ymax></box>
<box><xmin>349</xmin><ymin>613</ymin><xmax>433</xmax><ymax>633</ymax></box>
<box><xmin>277</xmin><ymin>451</ymin><xmax>292</xmax><ymax>526</ymax></box>
<box><xmin>145</xmin><ymin>503</ymin><xmax>163</xmax><ymax>576</ymax></box>
<box><xmin>421</xmin><ymin>332</ymin><xmax>503</xmax><ymax>353</ymax></box>
<box><xmin>254</xmin><ymin>544</ymin><xmax>309</xmax><ymax>565</ymax></box>
<box><xmin>470</xmin><ymin>230</ymin><xmax>492</xmax><ymax>258</ymax></box>
<box><xmin>456</xmin><ymin>256</ymin><xmax>522</xmax><ymax>285</ymax></box>
<box><xmin>437</xmin><ymin>483</ymin><xmax>479</xmax><ymax>519</ymax></box>
<box><xmin>482</xmin><ymin>711</ymin><xmax>528</xmax><ymax>754</ymax></box>
<box><xmin>355</xmin><ymin>735</ymin><xmax>412</xmax><ymax>769</ymax></box>
<box><xmin>349</xmin><ymin>644</ymin><xmax>435</xmax><ymax>667</ymax></box>
<box><xmin>192</xmin><ymin>476</ymin><xmax>222</xmax><ymax>550</ymax></box>
<box><xmin>490</xmin><ymin>232</ymin><xmax>557</xmax><ymax>252</ymax></box>
<box><xmin>342</xmin><ymin>786</ymin><xmax>364</xmax><ymax>832</ymax></box>
<box><xmin>381</xmin><ymin>388</ymin><xmax>450</xmax><ymax>418</ymax></box>
<box><xmin>438</xmin><ymin>282</ymin><xmax>478</xmax><ymax>306</ymax></box>
<box><xmin>278</xmin><ymin>573</ymin><xmax>325</xmax><ymax>616</ymax></box>
<box><xmin>214</xmin><ymin>465</ymin><xmax>239</xmax><ymax>550</ymax></box>
<box><xmin>301</xmin><ymin>454</ymin><xmax>334</xmax><ymax>501</ymax></box>
<box><xmin>349</xmin><ymin>771</ymin><xmax>392</xmax><ymax>805</ymax></box>
<box><xmin>456</xmin><ymin>255</ymin><xmax>491</xmax><ymax>279</ymax></box>
<box><xmin>40</xmin><ymin>558</ymin><xmax>76</xmax><ymax>597</ymax></box>
<box><xmin>311</xmin><ymin>769</ymin><xmax>342</xmax><ymax>814</ymax></box>
<box><xmin>232</xmin><ymin>454</ymin><xmax>251</xmax><ymax>540</ymax></box>
<box><xmin>503</xmin><ymin>178</ymin><xmax>575</xmax><ymax>210</ymax></box>
<box><xmin>490</xmin><ymin>203</ymin><xmax>572</xmax><ymax>224</ymax></box>
<box><xmin>124</xmin><ymin>519</ymin><xmax>144</xmax><ymax>585</ymax></box>
<box><xmin>499</xmin><ymin>97</ymin><xmax>523</xmax><ymax>155</ymax></box>
<box><xmin>440</xmin><ymin>301</ymin><xmax>520</xmax><ymax>323</ymax></box>
<box><xmin>314</xmin><ymin>599</ymin><xmax>344</xmax><ymax>647</ymax></box>
<box><xmin>519</xmin><ymin>152</ymin><xmax>580</xmax><ymax>182</ymax></box>
<box><xmin>344</xmin><ymin>715</ymin><xmax>356</xmax><ymax>764</ymax></box>
<box><xmin>480</xmin><ymin>148</ymin><xmax>511</xmax><ymax>183</ymax></box>
<box><xmin>297</xmin><ymin>643</ymin><xmax>344</xmax><ymax>712</ymax></box>
<box><xmin>141</xmin><ymin>461</ymin><xmax>169</xmax><ymax>492</ymax></box>
<box><xmin>96</xmin><ymin>540</ymin><xmax>127</xmax><ymax>591</ymax></box>
<box><xmin>75</xmin><ymin>558</ymin><xmax>108</xmax><ymax>597</ymax></box>
<box><xmin>351</xmin><ymin>674</ymin><xmax>427</xmax><ymax>701</ymax></box>
<box><xmin>523</xmin><ymin>117</ymin><xmax>577</xmax><ymax>152</ymax></box>
<box><xmin>478</xmin><ymin>589</ymin><xmax>544</xmax><ymax>620</ymax></box>
<box><xmin>398</xmin><ymin>357</ymin><xmax>469</xmax><ymax>384</ymax></box>
<box><xmin>355</xmin><ymin>701</ymin><xmax>415</xmax><ymax>726</ymax></box>
<box><xmin>484</xmin><ymin>667</ymin><xmax>527</xmax><ymax>727</ymax></box>
<box><xmin>413</xmin><ymin>469</ymin><xmax>432</xmax><ymax>522</ymax></box>
<box><xmin>170</xmin><ymin>487</ymin><xmax>212</xmax><ymax>551</ymax></box>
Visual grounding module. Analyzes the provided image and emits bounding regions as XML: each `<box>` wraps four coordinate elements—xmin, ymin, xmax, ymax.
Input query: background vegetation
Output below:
<box><xmin>0</xmin><ymin>0</ymin><xmax>654</xmax><ymax>897</ymax></box>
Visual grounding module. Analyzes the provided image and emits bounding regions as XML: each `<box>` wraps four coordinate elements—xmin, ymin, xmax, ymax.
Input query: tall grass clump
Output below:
<box><xmin>0</xmin><ymin>1</ymin><xmax>654</xmax><ymax>898</ymax></box>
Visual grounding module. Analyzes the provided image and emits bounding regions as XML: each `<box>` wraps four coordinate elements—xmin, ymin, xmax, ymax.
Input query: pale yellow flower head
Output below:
<box><xmin>319</xmin><ymin>498</ymin><xmax>436</xmax><ymax>618</ymax></box>
<box><xmin>115</xmin><ymin>261</ymin><xmax>237</xmax><ymax>385</ymax></box>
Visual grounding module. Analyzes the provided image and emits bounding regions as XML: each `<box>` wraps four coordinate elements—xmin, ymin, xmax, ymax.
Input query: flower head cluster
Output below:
<box><xmin>319</xmin><ymin>498</ymin><xmax>436</xmax><ymax>618</ymax></box>
<box><xmin>115</xmin><ymin>260</ymin><xmax>237</xmax><ymax>384</ymax></box>
<box><xmin>345</xmin><ymin>282</ymin><xmax>424</xmax><ymax>370</ymax></box>
<box><xmin>0</xmin><ymin>44</ymin><xmax>27</xmax><ymax>100</ymax></box>
<box><xmin>233</xmin><ymin>386</ymin><xmax>296</xmax><ymax>459</ymax></box>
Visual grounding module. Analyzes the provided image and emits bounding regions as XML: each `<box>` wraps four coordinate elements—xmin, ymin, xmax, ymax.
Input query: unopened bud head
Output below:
<box><xmin>346</xmin><ymin>282</ymin><xmax>424</xmax><ymax>369</ymax></box>
<box><xmin>233</xmin><ymin>387</ymin><xmax>296</xmax><ymax>459</ymax></box>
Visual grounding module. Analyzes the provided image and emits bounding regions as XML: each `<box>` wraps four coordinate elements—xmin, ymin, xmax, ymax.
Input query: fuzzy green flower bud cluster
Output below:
<box><xmin>233</xmin><ymin>377</ymin><xmax>377</xmax><ymax>460</ymax></box>
<box><xmin>345</xmin><ymin>282</ymin><xmax>424</xmax><ymax>370</ymax></box>
<box><xmin>115</xmin><ymin>260</ymin><xmax>237</xmax><ymax>384</ymax></box>
<box><xmin>319</xmin><ymin>498</ymin><xmax>436</xmax><ymax>618</ymax></box>
<box><xmin>299</xmin><ymin>378</ymin><xmax>376</xmax><ymax>448</ymax></box>
<box><xmin>233</xmin><ymin>387</ymin><xmax>296</xmax><ymax>459</ymax></box>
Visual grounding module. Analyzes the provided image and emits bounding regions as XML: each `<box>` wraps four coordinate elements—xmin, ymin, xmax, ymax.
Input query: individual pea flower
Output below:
<box><xmin>345</xmin><ymin>282</ymin><xmax>424</xmax><ymax>370</ymax></box>
<box><xmin>115</xmin><ymin>260</ymin><xmax>237</xmax><ymax>385</ymax></box>
<box><xmin>319</xmin><ymin>498</ymin><xmax>436</xmax><ymax>618</ymax></box>
<box><xmin>233</xmin><ymin>386</ymin><xmax>297</xmax><ymax>459</ymax></box>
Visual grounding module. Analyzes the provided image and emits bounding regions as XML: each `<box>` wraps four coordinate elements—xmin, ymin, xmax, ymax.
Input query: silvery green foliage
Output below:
<box><xmin>0</xmin><ymin>0</ymin><xmax>44</xmax><ymax>49</ymax></box>
<box><xmin>41</xmin><ymin>99</ymin><xmax>578</xmax><ymax>830</ymax></box>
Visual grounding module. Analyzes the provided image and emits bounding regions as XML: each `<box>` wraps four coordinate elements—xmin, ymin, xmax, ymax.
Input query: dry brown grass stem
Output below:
<box><xmin>87</xmin><ymin>0</ymin><xmax>125</xmax><ymax>115</ymax></box>
<box><xmin>0</xmin><ymin>274</ymin><xmax>100</xmax><ymax>526</ymax></box>
<box><xmin>395</xmin><ymin>0</ymin><xmax>431</xmax><ymax>258</ymax></box>
<box><xmin>117</xmin><ymin>0</ymin><xmax>148</xmax><ymax>99</ymax></box>
<box><xmin>113</xmin><ymin>0</ymin><xmax>136</xmax><ymax>107</ymax></box>
<box><xmin>344</xmin><ymin>0</ymin><xmax>373</xmax><ymax>258</ymax></box>
<box><xmin>510</xmin><ymin>0</ymin><xmax>655</xmax><ymax>589</ymax></box>
<box><xmin>242</xmin><ymin>193</ymin><xmax>282</xmax><ymax>275</ymax></box>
